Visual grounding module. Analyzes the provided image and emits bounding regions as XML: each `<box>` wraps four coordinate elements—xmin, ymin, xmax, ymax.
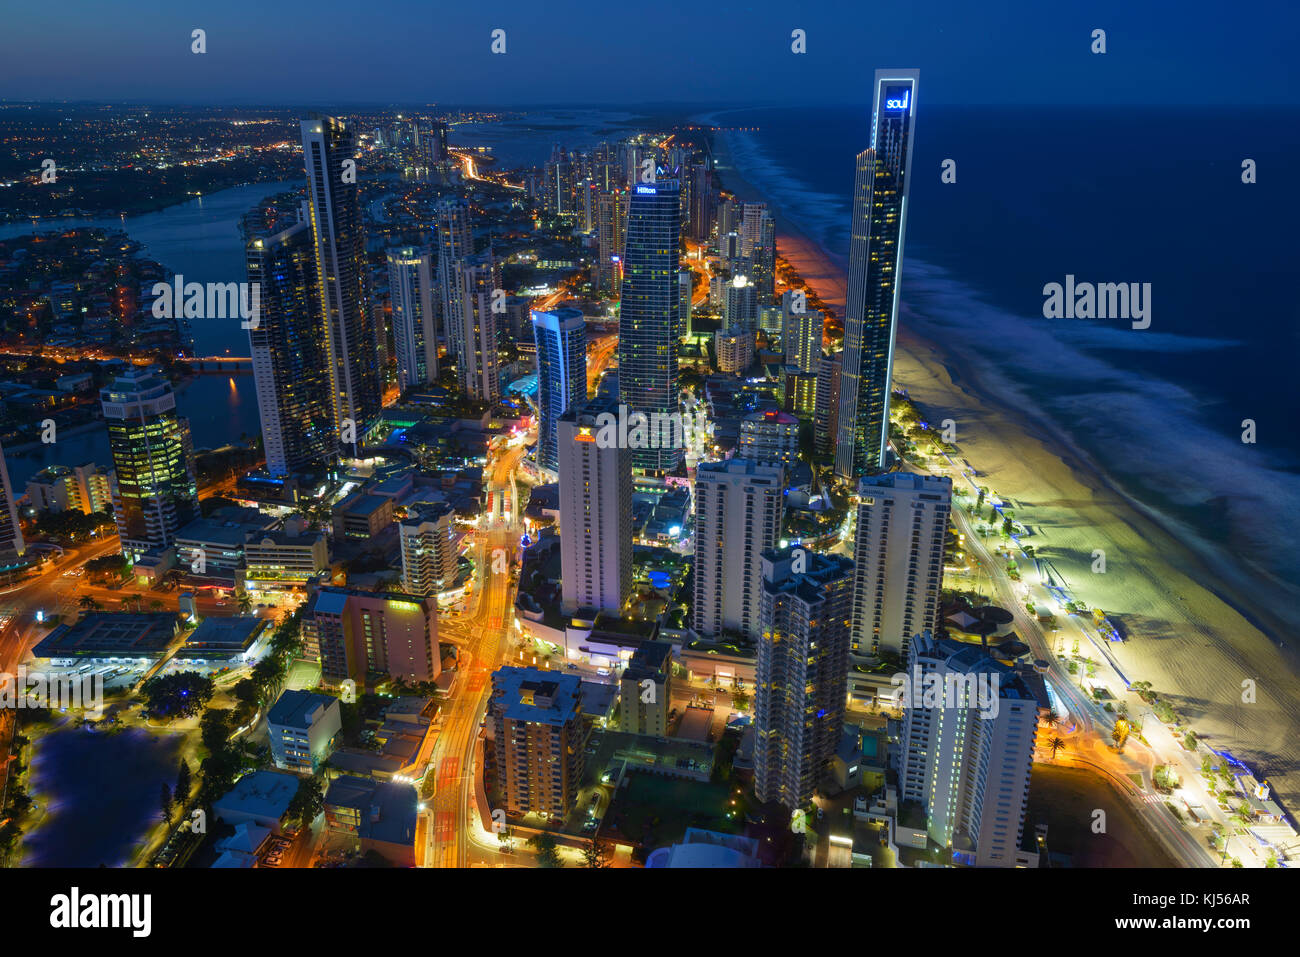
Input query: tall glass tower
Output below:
<box><xmin>834</xmin><ymin>70</ymin><xmax>919</xmax><ymax>481</ymax></box>
<box><xmin>246</xmin><ymin>217</ymin><xmax>335</xmax><ymax>477</ymax></box>
<box><xmin>387</xmin><ymin>245</ymin><xmax>439</xmax><ymax>390</ymax></box>
<box><xmin>100</xmin><ymin>368</ymin><xmax>199</xmax><ymax>558</ymax></box>
<box><xmin>301</xmin><ymin>116</ymin><xmax>382</xmax><ymax>440</ymax></box>
<box><xmin>618</xmin><ymin>178</ymin><xmax>681</xmax><ymax>473</ymax></box>
<box><xmin>0</xmin><ymin>440</ymin><xmax>24</xmax><ymax>560</ymax></box>
<box><xmin>532</xmin><ymin>306</ymin><xmax>588</xmax><ymax>475</ymax></box>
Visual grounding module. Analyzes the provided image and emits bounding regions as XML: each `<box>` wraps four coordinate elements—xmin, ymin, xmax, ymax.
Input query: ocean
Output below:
<box><xmin>707</xmin><ymin>104</ymin><xmax>1300</xmax><ymax>610</ymax></box>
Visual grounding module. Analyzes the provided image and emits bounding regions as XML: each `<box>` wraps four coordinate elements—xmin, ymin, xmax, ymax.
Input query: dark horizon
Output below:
<box><xmin>2</xmin><ymin>0</ymin><xmax>1296</xmax><ymax>108</ymax></box>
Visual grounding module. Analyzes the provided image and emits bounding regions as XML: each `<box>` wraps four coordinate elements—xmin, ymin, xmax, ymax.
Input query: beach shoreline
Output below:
<box><xmin>706</xmin><ymin>121</ymin><xmax>1300</xmax><ymax>812</ymax></box>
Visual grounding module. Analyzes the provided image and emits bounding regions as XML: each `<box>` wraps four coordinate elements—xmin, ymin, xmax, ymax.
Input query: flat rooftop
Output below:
<box><xmin>33</xmin><ymin>612</ymin><xmax>179</xmax><ymax>659</ymax></box>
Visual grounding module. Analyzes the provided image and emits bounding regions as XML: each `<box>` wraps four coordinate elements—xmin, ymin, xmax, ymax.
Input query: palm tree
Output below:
<box><xmin>78</xmin><ymin>595</ymin><xmax>100</xmax><ymax>611</ymax></box>
<box><xmin>1048</xmin><ymin>736</ymin><xmax>1066</xmax><ymax>761</ymax></box>
<box><xmin>149</xmin><ymin>599</ymin><xmax>164</xmax><ymax>612</ymax></box>
<box><xmin>237</xmin><ymin>594</ymin><xmax>253</xmax><ymax>614</ymax></box>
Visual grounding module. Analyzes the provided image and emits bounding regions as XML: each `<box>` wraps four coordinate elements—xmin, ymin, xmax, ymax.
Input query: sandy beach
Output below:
<box><xmin>710</xmin><ymin>129</ymin><xmax>1300</xmax><ymax>813</ymax></box>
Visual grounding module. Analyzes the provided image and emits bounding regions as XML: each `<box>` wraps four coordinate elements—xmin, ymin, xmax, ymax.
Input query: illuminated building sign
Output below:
<box><xmin>635</xmin><ymin>186</ymin><xmax>657</xmax><ymax>194</ymax></box>
<box><xmin>884</xmin><ymin>88</ymin><xmax>911</xmax><ymax>111</ymax></box>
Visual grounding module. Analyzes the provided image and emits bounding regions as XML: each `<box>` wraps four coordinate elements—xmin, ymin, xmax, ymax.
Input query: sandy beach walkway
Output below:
<box><xmin>711</xmin><ymin>131</ymin><xmax>1300</xmax><ymax>813</ymax></box>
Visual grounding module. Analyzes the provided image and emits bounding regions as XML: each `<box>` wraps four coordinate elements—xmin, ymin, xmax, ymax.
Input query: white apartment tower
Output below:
<box><xmin>399</xmin><ymin>502</ymin><xmax>458</xmax><ymax>597</ymax></box>
<box><xmin>852</xmin><ymin>472</ymin><xmax>951</xmax><ymax>658</ymax></box>
<box><xmin>387</xmin><ymin>246</ymin><xmax>439</xmax><ymax>389</ymax></box>
<box><xmin>783</xmin><ymin>288</ymin><xmax>823</xmax><ymax>375</ymax></box>
<box><xmin>896</xmin><ymin>631</ymin><xmax>1040</xmax><ymax>867</ymax></box>
<box><xmin>692</xmin><ymin>459</ymin><xmax>784</xmax><ymax>641</ymax></box>
<box><xmin>558</xmin><ymin>403</ymin><xmax>632</xmax><ymax>614</ymax></box>
<box><xmin>453</xmin><ymin>256</ymin><xmax>502</xmax><ymax>401</ymax></box>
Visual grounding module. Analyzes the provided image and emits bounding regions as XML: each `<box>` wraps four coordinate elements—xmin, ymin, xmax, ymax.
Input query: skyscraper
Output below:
<box><xmin>740</xmin><ymin>203</ymin><xmax>776</xmax><ymax>304</ymax></box>
<box><xmin>387</xmin><ymin>245</ymin><xmax>439</xmax><ymax>389</ymax></box>
<box><xmin>532</xmin><ymin>306</ymin><xmax>588</xmax><ymax>474</ymax></box>
<box><xmin>834</xmin><ymin>70</ymin><xmax>919</xmax><ymax>481</ymax></box>
<box><xmin>0</xmin><ymin>440</ymin><xmax>24</xmax><ymax>560</ymax></box>
<box><xmin>851</xmin><ymin>472</ymin><xmax>951</xmax><ymax>657</ymax></box>
<box><xmin>618</xmin><ymin>179</ymin><xmax>682</xmax><ymax>473</ymax></box>
<box><xmin>489</xmin><ymin>667</ymin><xmax>585</xmax><ymax>819</ymax></box>
<box><xmin>399</xmin><ymin>502</ymin><xmax>458</xmax><ymax>598</ymax></box>
<box><xmin>246</xmin><ymin>217</ymin><xmax>335</xmax><ymax>477</ymax></box>
<box><xmin>596</xmin><ymin>188</ymin><xmax>627</xmax><ymax>296</ymax></box>
<box><xmin>814</xmin><ymin>353</ymin><xmax>842</xmax><ymax>455</ymax></box>
<box><xmin>897</xmin><ymin>631</ymin><xmax>1040</xmax><ymax>867</ymax></box>
<box><xmin>689</xmin><ymin>161</ymin><xmax>715</xmax><ymax>243</ymax></box>
<box><xmin>754</xmin><ymin>546</ymin><xmax>855</xmax><ymax>810</ymax></box>
<box><xmin>301</xmin><ymin>116</ymin><xmax>382</xmax><ymax>437</ymax></box>
<box><xmin>100</xmin><ymin>368</ymin><xmax>199</xmax><ymax>558</ymax></box>
<box><xmin>435</xmin><ymin>197</ymin><xmax>474</xmax><ymax>361</ymax></box>
<box><xmin>543</xmin><ymin>144</ymin><xmax>576</xmax><ymax>220</ymax></box>
<box><xmin>558</xmin><ymin>402</ymin><xmax>632</xmax><ymax>614</ymax></box>
<box><xmin>452</xmin><ymin>255</ymin><xmax>502</xmax><ymax>401</ymax></box>
<box><xmin>783</xmin><ymin>289</ymin><xmax>823</xmax><ymax>375</ymax></box>
<box><xmin>692</xmin><ymin>459</ymin><xmax>785</xmax><ymax>641</ymax></box>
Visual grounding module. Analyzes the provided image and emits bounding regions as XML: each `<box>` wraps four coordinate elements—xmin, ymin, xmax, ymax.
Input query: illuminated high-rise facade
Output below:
<box><xmin>100</xmin><ymin>368</ymin><xmax>199</xmax><ymax>558</ymax></box>
<box><xmin>246</xmin><ymin>217</ymin><xmax>335</xmax><ymax>477</ymax></box>
<box><xmin>834</xmin><ymin>70</ymin><xmax>919</xmax><ymax>481</ymax></box>
<box><xmin>532</xmin><ymin>306</ymin><xmax>588</xmax><ymax>474</ymax></box>
<box><xmin>0</xmin><ymin>441</ymin><xmax>24</xmax><ymax>560</ymax></box>
<box><xmin>452</xmin><ymin>255</ymin><xmax>502</xmax><ymax>402</ymax></box>
<box><xmin>301</xmin><ymin>116</ymin><xmax>382</xmax><ymax>438</ymax></box>
<box><xmin>387</xmin><ymin>245</ymin><xmax>439</xmax><ymax>389</ymax></box>
<box><xmin>754</xmin><ymin>546</ymin><xmax>855</xmax><ymax>810</ymax></box>
<box><xmin>618</xmin><ymin>178</ymin><xmax>681</xmax><ymax>473</ymax></box>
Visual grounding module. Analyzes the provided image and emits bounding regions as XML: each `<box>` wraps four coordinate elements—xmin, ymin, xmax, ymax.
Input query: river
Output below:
<box><xmin>2</xmin><ymin>181</ymin><xmax>299</xmax><ymax>488</ymax></box>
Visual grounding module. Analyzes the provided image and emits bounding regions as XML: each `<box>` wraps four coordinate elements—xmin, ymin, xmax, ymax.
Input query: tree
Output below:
<box><xmin>200</xmin><ymin>708</ymin><xmax>234</xmax><ymax>754</ymax></box>
<box><xmin>140</xmin><ymin>671</ymin><xmax>215</xmax><ymax>721</ymax></box>
<box><xmin>78</xmin><ymin>595</ymin><xmax>100</xmax><ymax>611</ymax></box>
<box><xmin>1111</xmin><ymin>718</ymin><xmax>1130</xmax><ymax>751</ymax></box>
<box><xmin>1048</xmin><ymin>736</ymin><xmax>1066</xmax><ymax>761</ymax></box>
<box><xmin>582</xmin><ymin>837</ymin><xmax>612</xmax><ymax>868</ymax></box>
<box><xmin>527</xmin><ymin>832</ymin><xmax>563</xmax><ymax>868</ymax></box>
<box><xmin>237</xmin><ymin>594</ymin><xmax>253</xmax><ymax>615</ymax></box>
<box><xmin>286</xmin><ymin>776</ymin><xmax>325</xmax><ymax>827</ymax></box>
<box><xmin>497</xmin><ymin>825</ymin><xmax>515</xmax><ymax>853</ymax></box>
<box><xmin>160</xmin><ymin>783</ymin><xmax>174</xmax><ymax>824</ymax></box>
<box><xmin>175</xmin><ymin>760</ymin><xmax>192</xmax><ymax>805</ymax></box>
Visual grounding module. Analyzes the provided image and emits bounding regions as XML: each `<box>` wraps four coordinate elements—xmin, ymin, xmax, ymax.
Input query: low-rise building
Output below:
<box><xmin>332</xmin><ymin>491</ymin><xmax>395</xmax><ymax>539</ymax></box>
<box><xmin>618</xmin><ymin>641</ymin><xmax>673</xmax><ymax>737</ymax></box>
<box><xmin>268</xmin><ymin>689</ymin><xmax>342</xmax><ymax>773</ymax></box>
<box><xmin>324</xmin><ymin>776</ymin><xmax>420</xmax><ymax>867</ymax></box>
<box><xmin>243</xmin><ymin>529</ymin><xmax>330</xmax><ymax>587</ymax></box>
<box><xmin>212</xmin><ymin>769</ymin><xmax>300</xmax><ymax>833</ymax></box>
<box><xmin>31</xmin><ymin>611</ymin><xmax>181</xmax><ymax>665</ymax></box>
<box><xmin>174</xmin><ymin>615</ymin><xmax>267</xmax><ymax>664</ymax></box>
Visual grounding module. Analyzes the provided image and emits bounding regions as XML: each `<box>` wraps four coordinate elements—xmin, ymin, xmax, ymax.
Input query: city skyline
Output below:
<box><xmin>0</xmin><ymin>1</ymin><xmax>1295</xmax><ymax>908</ymax></box>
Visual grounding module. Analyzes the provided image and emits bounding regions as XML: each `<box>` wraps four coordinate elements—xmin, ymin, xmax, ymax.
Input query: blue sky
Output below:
<box><xmin>1</xmin><ymin>0</ymin><xmax>1296</xmax><ymax>107</ymax></box>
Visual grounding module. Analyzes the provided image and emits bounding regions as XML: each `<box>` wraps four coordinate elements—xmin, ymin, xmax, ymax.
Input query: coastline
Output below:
<box><xmin>707</xmin><ymin>123</ymin><xmax>1300</xmax><ymax>811</ymax></box>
